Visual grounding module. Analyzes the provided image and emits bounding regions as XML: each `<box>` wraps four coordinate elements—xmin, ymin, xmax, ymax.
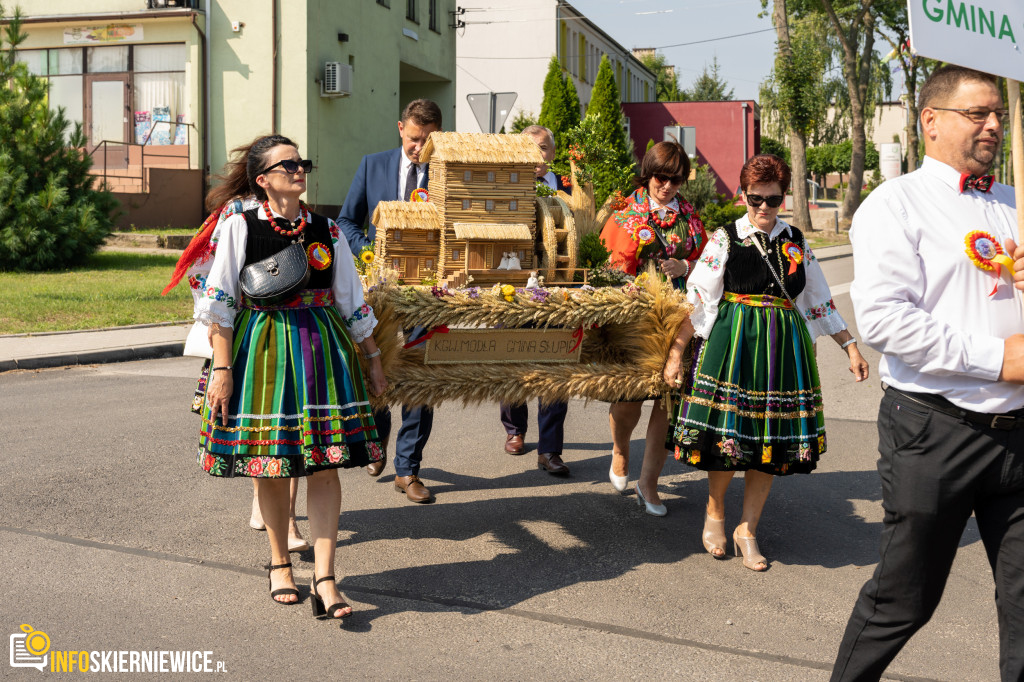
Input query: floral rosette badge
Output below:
<box><xmin>410</xmin><ymin>187</ymin><xmax>429</xmax><ymax>202</ymax></box>
<box><xmin>782</xmin><ymin>241</ymin><xmax>803</xmax><ymax>275</ymax></box>
<box><xmin>965</xmin><ymin>230</ymin><xmax>1014</xmax><ymax>296</ymax></box>
<box><xmin>627</xmin><ymin>217</ymin><xmax>656</xmax><ymax>259</ymax></box>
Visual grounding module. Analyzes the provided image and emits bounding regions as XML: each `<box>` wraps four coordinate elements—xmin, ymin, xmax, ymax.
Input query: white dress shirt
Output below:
<box><xmin>538</xmin><ymin>171</ymin><xmax>557</xmax><ymax>190</ymax></box>
<box><xmin>648</xmin><ymin>194</ymin><xmax>680</xmax><ymax>218</ymax></box>
<box><xmin>399</xmin><ymin>150</ymin><xmax>426</xmax><ymax>201</ymax></box>
<box><xmin>193</xmin><ymin>205</ymin><xmax>378</xmax><ymax>343</ymax></box>
<box><xmin>686</xmin><ymin>214</ymin><xmax>847</xmax><ymax>341</ymax></box>
<box><xmin>850</xmin><ymin>155</ymin><xmax>1024</xmax><ymax>413</ymax></box>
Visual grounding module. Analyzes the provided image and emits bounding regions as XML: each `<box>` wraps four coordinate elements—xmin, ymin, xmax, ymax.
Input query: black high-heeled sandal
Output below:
<box><xmin>268</xmin><ymin>562</ymin><xmax>300</xmax><ymax>605</ymax></box>
<box><xmin>311</xmin><ymin>575</ymin><xmax>351</xmax><ymax>619</ymax></box>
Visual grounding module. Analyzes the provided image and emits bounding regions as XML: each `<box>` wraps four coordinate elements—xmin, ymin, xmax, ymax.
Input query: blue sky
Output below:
<box><xmin>569</xmin><ymin>0</ymin><xmax>778</xmax><ymax>101</ymax></box>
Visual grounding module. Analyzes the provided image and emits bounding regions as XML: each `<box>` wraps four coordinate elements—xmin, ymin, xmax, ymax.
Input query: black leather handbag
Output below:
<box><xmin>239</xmin><ymin>237</ymin><xmax>310</xmax><ymax>303</ymax></box>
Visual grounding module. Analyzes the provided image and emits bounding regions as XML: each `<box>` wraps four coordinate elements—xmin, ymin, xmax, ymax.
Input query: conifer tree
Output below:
<box><xmin>538</xmin><ymin>56</ymin><xmax>571</xmax><ymax>151</ymax></box>
<box><xmin>564</xmin><ymin>75</ymin><xmax>581</xmax><ymax>129</ymax></box>
<box><xmin>587</xmin><ymin>55</ymin><xmax>634</xmax><ymax>205</ymax></box>
<box><xmin>0</xmin><ymin>5</ymin><xmax>116</xmax><ymax>271</ymax></box>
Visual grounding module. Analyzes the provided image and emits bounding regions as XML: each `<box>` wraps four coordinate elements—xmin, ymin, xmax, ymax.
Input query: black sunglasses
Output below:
<box><xmin>746</xmin><ymin>193</ymin><xmax>785</xmax><ymax>208</ymax></box>
<box><xmin>260</xmin><ymin>159</ymin><xmax>314</xmax><ymax>175</ymax></box>
<box><xmin>653</xmin><ymin>173</ymin><xmax>684</xmax><ymax>185</ymax></box>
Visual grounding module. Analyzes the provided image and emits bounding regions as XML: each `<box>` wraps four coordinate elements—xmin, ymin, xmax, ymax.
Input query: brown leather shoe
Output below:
<box><xmin>537</xmin><ymin>452</ymin><xmax>570</xmax><ymax>476</ymax></box>
<box><xmin>394</xmin><ymin>475</ymin><xmax>433</xmax><ymax>503</ymax></box>
<box><xmin>504</xmin><ymin>433</ymin><xmax>525</xmax><ymax>455</ymax></box>
<box><xmin>366</xmin><ymin>451</ymin><xmax>387</xmax><ymax>477</ymax></box>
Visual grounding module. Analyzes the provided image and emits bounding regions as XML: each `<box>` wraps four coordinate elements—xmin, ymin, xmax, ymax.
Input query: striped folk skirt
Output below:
<box><xmin>197</xmin><ymin>290</ymin><xmax>383</xmax><ymax>478</ymax></box>
<box><xmin>669</xmin><ymin>292</ymin><xmax>826</xmax><ymax>476</ymax></box>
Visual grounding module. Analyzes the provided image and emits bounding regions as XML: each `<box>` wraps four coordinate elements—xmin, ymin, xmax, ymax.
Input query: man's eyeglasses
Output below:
<box><xmin>653</xmin><ymin>173</ymin><xmax>684</xmax><ymax>185</ymax></box>
<box><xmin>260</xmin><ymin>159</ymin><xmax>314</xmax><ymax>175</ymax></box>
<box><xmin>746</xmin><ymin>193</ymin><xmax>785</xmax><ymax>208</ymax></box>
<box><xmin>931</xmin><ymin>106</ymin><xmax>1010</xmax><ymax>125</ymax></box>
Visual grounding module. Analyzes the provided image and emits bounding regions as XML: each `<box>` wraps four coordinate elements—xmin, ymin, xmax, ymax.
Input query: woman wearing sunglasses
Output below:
<box><xmin>663</xmin><ymin>153</ymin><xmax>868</xmax><ymax>571</ymax></box>
<box><xmin>599</xmin><ymin>141</ymin><xmax>707</xmax><ymax>515</ymax></box>
<box><xmin>193</xmin><ymin>134</ymin><xmax>387</xmax><ymax>618</ymax></box>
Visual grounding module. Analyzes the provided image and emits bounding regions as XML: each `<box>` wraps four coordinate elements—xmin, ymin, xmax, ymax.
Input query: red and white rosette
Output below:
<box><xmin>782</xmin><ymin>241</ymin><xmax>804</xmax><ymax>275</ymax></box>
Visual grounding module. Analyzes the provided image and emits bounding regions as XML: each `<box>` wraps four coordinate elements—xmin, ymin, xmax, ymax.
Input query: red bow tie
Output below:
<box><xmin>960</xmin><ymin>173</ymin><xmax>994</xmax><ymax>193</ymax></box>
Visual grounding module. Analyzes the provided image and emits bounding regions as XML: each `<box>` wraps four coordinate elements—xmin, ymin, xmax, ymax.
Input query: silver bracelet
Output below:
<box><xmin>364</xmin><ymin>349</ymin><xmax>382</xmax><ymax>359</ymax></box>
<box><xmin>841</xmin><ymin>337</ymin><xmax>857</xmax><ymax>349</ymax></box>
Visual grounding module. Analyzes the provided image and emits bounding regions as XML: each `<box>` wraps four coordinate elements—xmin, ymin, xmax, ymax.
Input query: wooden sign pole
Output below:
<box><xmin>1009</xmin><ymin>79</ymin><xmax>1024</xmax><ymax>310</ymax></box>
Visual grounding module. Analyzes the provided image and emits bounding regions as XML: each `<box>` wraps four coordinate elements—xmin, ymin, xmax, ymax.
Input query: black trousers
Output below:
<box><xmin>831</xmin><ymin>388</ymin><xmax>1024</xmax><ymax>681</ymax></box>
<box><xmin>499</xmin><ymin>400</ymin><xmax>568</xmax><ymax>454</ymax></box>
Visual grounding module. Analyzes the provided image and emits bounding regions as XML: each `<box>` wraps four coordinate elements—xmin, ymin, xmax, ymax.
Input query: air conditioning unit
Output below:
<box><xmin>321</xmin><ymin>62</ymin><xmax>352</xmax><ymax>98</ymax></box>
<box><xmin>147</xmin><ymin>0</ymin><xmax>196</xmax><ymax>8</ymax></box>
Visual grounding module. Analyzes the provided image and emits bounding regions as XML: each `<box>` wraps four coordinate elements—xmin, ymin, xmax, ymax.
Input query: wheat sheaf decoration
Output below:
<box><xmin>362</xmin><ymin>267</ymin><xmax>692</xmax><ymax>408</ymax></box>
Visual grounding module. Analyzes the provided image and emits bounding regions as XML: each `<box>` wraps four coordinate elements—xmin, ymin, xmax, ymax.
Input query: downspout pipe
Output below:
<box><xmin>191</xmin><ymin>11</ymin><xmax>210</xmax><ymax>200</ymax></box>
<box><xmin>271</xmin><ymin>0</ymin><xmax>278</xmax><ymax>134</ymax></box>
<box><xmin>741</xmin><ymin>102</ymin><xmax>748</xmax><ymax>162</ymax></box>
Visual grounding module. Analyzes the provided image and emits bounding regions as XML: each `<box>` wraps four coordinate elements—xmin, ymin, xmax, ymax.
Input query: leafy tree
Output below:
<box><xmin>684</xmin><ymin>164</ymin><xmax>718</xmax><ymax>213</ymax></box>
<box><xmin>508</xmin><ymin>110</ymin><xmax>537</xmax><ymax>134</ymax></box>
<box><xmin>687</xmin><ymin>57</ymin><xmax>734</xmax><ymax>101</ymax></box>
<box><xmin>587</xmin><ymin>55</ymin><xmax>635</xmax><ymax>205</ymax></box>
<box><xmin>0</xmin><ymin>6</ymin><xmax>116</xmax><ymax>271</ymax></box>
<box><xmin>760</xmin><ymin>136</ymin><xmax>791</xmax><ymax>164</ymax></box>
<box><xmin>701</xmin><ymin>196</ymin><xmax>747</xmax><ymax>229</ymax></box>
<box><xmin>637</xmin><ymin>50</ymin><xmax>684</xmax><ymax>102</ymax></box>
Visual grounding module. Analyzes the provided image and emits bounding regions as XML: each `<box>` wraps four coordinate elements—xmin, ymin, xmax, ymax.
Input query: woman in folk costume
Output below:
<box><xmin>189</xmin><ymin>134</ymin><xmax>386</xmax><ymax>618</ymax></box>
<box><xmin>164</xmin><ymin>141</ymin><xmax>309</xmax><ymax>554</ymax></box>
<box><xmin>663</xmin><ymin>154</ymin><xmax>868</xmax><ymax>571</ymax></box>
<box><xmin>598</xmin><ymin>141</ymin><xmax>707</xmax><ymax>515</ymax></box>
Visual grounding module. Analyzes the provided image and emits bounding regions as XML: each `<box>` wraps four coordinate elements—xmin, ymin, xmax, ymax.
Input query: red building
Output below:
<box><xmin>621</xmin><ymin>101</ymin><xmax>760</xmax><ymax>196</ymax></box>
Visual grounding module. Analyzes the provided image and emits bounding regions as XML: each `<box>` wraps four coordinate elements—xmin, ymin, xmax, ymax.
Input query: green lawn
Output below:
<box><xmin>0</xmin><ymin>251</ymin><xmax>193</xmax><ymax>334</ymax></box>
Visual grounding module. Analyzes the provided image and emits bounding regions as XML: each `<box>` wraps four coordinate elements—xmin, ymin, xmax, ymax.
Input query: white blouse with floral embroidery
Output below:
<box><xmin>192</xmin><ymin>205</ymin><xmax>378</xmax><ymax>343</ymax></box>
<box><xmin>686</xmin><ymin>215</ymin><xmax>847</xmax><ymax>341</ymax></box>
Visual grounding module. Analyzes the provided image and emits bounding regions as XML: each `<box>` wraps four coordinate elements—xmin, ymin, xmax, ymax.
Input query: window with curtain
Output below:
<box><xmin>132</xmin><ymin>44</ymin><xmax>188</xmax><ymax>144</ymax></box>
<box><xmin>87</xmin><ymin>46</ymin><xmax>128</xmax><ymax>73</ymax></box>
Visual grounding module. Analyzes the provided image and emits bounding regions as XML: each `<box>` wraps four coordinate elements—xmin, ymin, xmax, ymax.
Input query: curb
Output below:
<box><xmin>0</xmin><ymin>342</ymin><xmax>185</xmax><ymax>372</ymax></box>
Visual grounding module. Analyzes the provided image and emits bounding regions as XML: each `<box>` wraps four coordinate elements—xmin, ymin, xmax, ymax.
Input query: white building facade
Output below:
<box><xmin>455</xmin><ymin>0</ymin><xmax>655</xmax><ymax>133</ymax></box>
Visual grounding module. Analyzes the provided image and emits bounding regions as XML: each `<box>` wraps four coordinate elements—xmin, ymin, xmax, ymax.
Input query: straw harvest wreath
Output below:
<box><xmin>361</xmin><ymin>269</ymin><xmax>692</xmax><ymax>408</ymax></box>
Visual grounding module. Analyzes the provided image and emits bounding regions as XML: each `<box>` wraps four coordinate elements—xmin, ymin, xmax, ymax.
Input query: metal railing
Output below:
<box><xmin>88</xmin><ymin>121</ymin><xmax>197</xmax><ymax>193</ymax></box>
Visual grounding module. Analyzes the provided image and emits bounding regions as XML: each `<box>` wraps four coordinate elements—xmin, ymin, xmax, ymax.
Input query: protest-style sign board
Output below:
<box><xmin>909</xmin><ymin>0</ymin><xmax>1024</xmax><ymax>261</ymax></box>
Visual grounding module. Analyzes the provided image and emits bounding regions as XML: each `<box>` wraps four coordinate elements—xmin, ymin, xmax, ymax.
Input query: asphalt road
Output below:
<box><xmin>0</xmin><ymin>256</ymin><xmax>1002</xmax><ymax>681</ymax></box>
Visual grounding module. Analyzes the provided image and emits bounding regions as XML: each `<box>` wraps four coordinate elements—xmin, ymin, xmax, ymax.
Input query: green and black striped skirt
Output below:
<box><xmin>669</xmin><ymin>292</ymin><xmax>826</xmax><ymax>476</ymax></box>
<box><xmin>197</xmin><ymin>289</ymin><xmax>383</xmax><ymax>478</ymax></box>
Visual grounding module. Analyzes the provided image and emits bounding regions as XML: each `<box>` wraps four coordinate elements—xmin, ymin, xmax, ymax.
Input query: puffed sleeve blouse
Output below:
<box><xmin>685</xmin><ymin>215</ymin><xmax>847</xmax><ymax>341</ymax></box>
<box><xmin>192</xmin><ymin>204</ymin><xmax>378</xmax><ymax>343</ymax></box>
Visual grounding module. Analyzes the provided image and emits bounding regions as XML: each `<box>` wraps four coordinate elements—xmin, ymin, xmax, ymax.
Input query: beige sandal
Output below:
<box><xmin>702</xmin><ymin>514</ymin><xmax>727</xmax><ymax>559</ymax></box>
<box><xmin>732</xmin><ymin>529</ymin><xmax>768</xmax><ymax>571</ymax></box>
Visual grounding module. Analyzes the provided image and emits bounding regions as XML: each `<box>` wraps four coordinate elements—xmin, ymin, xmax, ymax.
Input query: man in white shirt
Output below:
<box><xmin>832</xmin><ymin>66</ymin><xmax>1024</xmax><ymax>681</ymax></box>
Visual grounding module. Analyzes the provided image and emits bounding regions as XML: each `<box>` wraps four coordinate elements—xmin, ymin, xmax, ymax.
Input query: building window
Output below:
<box><xmin>510</xmin><ymin>172</ymin><xmax>519</xmax><ymax>183</ymax></box>
<box><xmin>427</xmin><ymin>231</ymin><xmax>437</xmax><ymax>241</ymax></box>
<box><xmin>461</xmin><ymin>199</ymin><xmax>471</xmax><ymax>210</ymax></box>
<box><xmin>393</xmin><ymin>230</ymin><xmax>402</xmax><ymax>241</ymax></box>
<box><xmin>578</xmin><ymin>34</ymin><xmax>586</xmax><ymax>83</ymax></box>
<box><xmin>429</xmin><ymin>0</ymin><xmax>439</xmax><ymax>32</ymax></box>
<box><xmin>406</xmin><ymin>0</ymin><xmax>418</xmax><ymax>23</ymax></box>
<box><xmin>518</xmin><ymin>250</ymin><xmax>526</xmax><ymax>261</ymax></box>
<box><xmin>424</xmin><ymin>258</ymin><xmax>434</xmax><ymax>271</ymax></box>
<box><xmin>485</xmin><ymin>199</ymin><xmax>495</xmax><ymax>211</ymax></box>
<box><xmin>487</xmin><ymin>171</ymin><xmax>495</xmax><ymax>182</ymax></box>
<box><xmin>463</xmin><ymin>170</ymin><xmax>472</xmax><ymax>182</ymax></box>
<box><xmin>509</xmin><ymin>199</ymin><xmax>518</xmax><ymax>211</ymax></box>
<box><xmin>452</xmin><ymin>249</ymin><xmax>461</xmax><ymax>261</ymax></box>
<box><xmin>392</xmin><ymin>257</ymin><xmax>402</xmax><ymax>269</ymax></box>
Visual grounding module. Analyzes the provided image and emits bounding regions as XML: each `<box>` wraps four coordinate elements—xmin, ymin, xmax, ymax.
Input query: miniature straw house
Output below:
<box><xmin>371</xmin><ymin>132</ymin><xmax>546</xmax><ymax>287</ymax></box>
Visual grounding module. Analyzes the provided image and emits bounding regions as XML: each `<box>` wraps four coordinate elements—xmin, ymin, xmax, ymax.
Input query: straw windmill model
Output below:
<box><xmin>371</xmin><ymin>132</ymin><xmax>578</xmax><ymax>287</ymax></box>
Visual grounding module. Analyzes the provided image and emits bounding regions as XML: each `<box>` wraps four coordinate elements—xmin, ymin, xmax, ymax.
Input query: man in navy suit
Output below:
<box><xmin>501</xmin><ymin>125</ymin><xmax>571</xmax><ymax>476</ymax></box>
<box><xmin>337</xmin><ymin>99</ymin><xmax>441</xmax><ymax>502</ymax></box>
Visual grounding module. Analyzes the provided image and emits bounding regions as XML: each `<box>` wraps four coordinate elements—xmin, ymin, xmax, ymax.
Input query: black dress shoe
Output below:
<box><xmin>537</xmin><ymin>452</ymin><xmax>570</xmax><ymax>476</ymax></box>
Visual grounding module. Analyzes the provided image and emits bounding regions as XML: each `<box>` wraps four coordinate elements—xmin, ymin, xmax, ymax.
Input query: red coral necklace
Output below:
<box><xmin>650</xmin><ymin>210</ymin><xmax>678</xmax><ymax>229</ymax></box>
<box><xmin>263</xmin><ymin>199</ymin><xmax>308</xmax><ymax>237</ymax></box>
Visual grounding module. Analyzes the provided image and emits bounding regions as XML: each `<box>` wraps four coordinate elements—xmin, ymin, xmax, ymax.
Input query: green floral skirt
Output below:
<box><xmin>669</xmin><ymin>295</ymin><xmax>826</xmax><ymax>476</ymax></box>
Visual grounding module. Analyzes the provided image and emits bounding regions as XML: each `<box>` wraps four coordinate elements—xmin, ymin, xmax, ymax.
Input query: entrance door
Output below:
<box><xmin>467</xmin><ymin>244</ymin><xmax>487</xmax><ymax>270</ymax></box>
<box><xmin>85</xmin><ymin>74</ymin><xmax>129</xmax><ymax>147</ymax></box>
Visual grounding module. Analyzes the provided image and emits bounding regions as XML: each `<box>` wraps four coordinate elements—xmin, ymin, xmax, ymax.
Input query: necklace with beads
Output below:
<box><xmin>263</xmin><ymin>199</ymin><xmax>308</xmax><ymax>237</ymax></box>
<box><xmin>650</xmin><ymin>209</ymin><xmax>678</xmax><ymax>230</ymax></box>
